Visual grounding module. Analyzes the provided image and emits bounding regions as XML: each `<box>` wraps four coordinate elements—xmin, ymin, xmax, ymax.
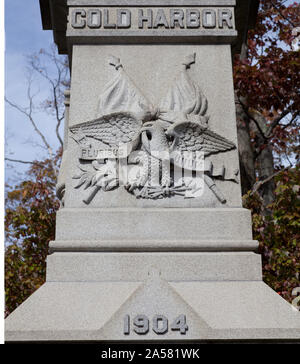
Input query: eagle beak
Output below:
<box><xmin>165</xmin><ymin>129</ymin><xmax>173</xmax><ymax>137</ymax></box>
<box><xmin>141</xmin><ymin>121</ymin><xmax>154</xmax><ymax>131</ymax></box>
<box><xmin>140</xmin><ymin>126</ymin><xmax>150</xmax><ymax>133</ymax></box>
<box><xmin>140</xmin><ymin>124</ymin><xmax>153</xmax><ymax>140</ymax></box>
<box><xmin>165</xmin><ymin>127</ymin><xmax>177</xmax><ymax>138</ymax></box>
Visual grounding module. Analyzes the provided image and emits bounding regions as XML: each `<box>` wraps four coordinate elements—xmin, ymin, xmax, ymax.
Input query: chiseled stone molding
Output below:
<box><xmin>40</xmin><ymin>0</ymin><xmax>259</xmax><ymax>54</ymax></box>
<box><xmin>67</xmin><ymin>1</ymin><xmax>236</xmax><ymax>6</ymax></box>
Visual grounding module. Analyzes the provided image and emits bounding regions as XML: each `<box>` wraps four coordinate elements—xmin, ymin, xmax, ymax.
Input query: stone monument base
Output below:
<box><xmin>54</xmin><ymin>208</ymin><xmax>256</xmax><ymax>250</ymax></box>
<box><xmin>5</xmin><ymin>251</ymin><xmax>300</xmax><ymax>342</ymax></box>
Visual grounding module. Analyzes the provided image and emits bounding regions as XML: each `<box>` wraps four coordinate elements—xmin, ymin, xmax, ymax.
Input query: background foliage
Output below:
<box><xmin>5</xmin><ymin>0</ymin><xmax>300</xmax><ymax>316</ymax></box>
<box><xmin>233</xmin><ymin>0</ymin><xmax>300</xmax><ymax>305</ymax></box>
<box><xmin>5</xmin><ymin>154</ymin><xmax>61</xmax><ymax>317</ymax></box>
<box><xmin>244</xmin><ymin>167</ymin><xmax>300</xmax><ymax>303</ymax></box>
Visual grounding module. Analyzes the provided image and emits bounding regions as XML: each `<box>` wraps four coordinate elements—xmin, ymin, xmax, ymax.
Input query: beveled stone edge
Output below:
<box><xmin>49</xmin><ymin>239</ymin><xmax>259</xmax><ymax>252</ymax></box>
<box><xmin>6</xmin><ymin>328</ymin><xmax>300</xmax><ymax>343</ymax></box>
<box><xmin>67</xmin><ymin>0</ymin><xmax>236</xmax><ymax>7</ymax></box>
<box><xmin>66</xmin><ymin>31</ymin><xmax>238</xmax><ymax>46</ymax></box>
<box><xmin>58</xmin><ymin>207</ymin><xmax>249</xmax><ymax>212</ymax></box>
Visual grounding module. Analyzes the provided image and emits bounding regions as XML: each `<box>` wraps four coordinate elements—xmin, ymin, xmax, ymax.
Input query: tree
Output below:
<box><xmin>5</xmin><ymin>45</ymin><xmax>69</xmax><ymax>316</ymax></box>
<box><xmin>234</xmin><ymin>0</ymin><xmax>300</xmax><ymax>206</ymax></box>
<box><xmin>5</xmin><ymin>45</ymin><xmax>69</xmax><ymax>173</ymax></box>
<box><xmin>5</xmin><ymin>154</ymin><xmax>60</xmax><ymax>317</ymax></box>
<box><xmin>244</xmin><ymin>167</ymin><xmax>300</xmax><ymax>303</ymax></box>
<box><xmin>234</xmin><ymin>0</ymin><xmax>300</xmax><ymax>303</ymax></box>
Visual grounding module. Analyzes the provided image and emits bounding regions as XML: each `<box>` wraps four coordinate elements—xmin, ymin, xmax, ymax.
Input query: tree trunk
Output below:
<box><xmin>249</xmin><ymin>111</ymin><xmax>276</xmax><ymax>207</ymax></box>
<box><xmin>256</xmin><ymin>146</ymin><xmax>276</xmax><ymax>206</ymax></box>
<box><xmin>235</xmin><ymin>94</ymin><xmax>256</xmax><ymax>195</ymax></box>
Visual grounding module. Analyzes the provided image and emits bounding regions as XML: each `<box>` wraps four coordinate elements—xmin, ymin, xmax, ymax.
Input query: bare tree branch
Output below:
<box><xmin>270</xmin><ymin>1</ymin><xmax>296</xmax><ymax>28</ymax></box>
<box><xmin>265</xmin><ymin>109</ymin><xmax>290</xmax><ymax>136</ymax></box>
<box><xmin>237</xmin><ymin>98</ymin><xmax>268</xmax><ymax>141</ymax></box>
<box><xmin>5</xmin><ymin>45</ymin><xmax>70</xmax><ymax>178</ymax></box>
<box><xmin>237</xmin><ymin>97</ymin><xmax>299</xmax><ymax>141</ymax></box>
<box><xmin>251</xmin><ymin>167</ymin><xmax>291</xmax><ymax>195</ymax></box>
<box><xmin>5</xmin><ymin>96</ymin><xmax>54</xmax><ymax>161</ymax></box>
<box><xmin>28</xmin><ymin>45</ymin><xmax>69</xmax><ymax>147</ymax></box>
<box><xmin>5</xmin><ymin>158</ymin><xmax>44</xmax><ymax>168</ymax></box>
<box><xmin>280</xmin><ymin>114</ymin><xmax>299</xmax><ymax>131</ymax></box>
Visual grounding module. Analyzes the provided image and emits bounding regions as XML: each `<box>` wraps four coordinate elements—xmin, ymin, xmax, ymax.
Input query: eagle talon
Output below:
<box><xmin>125</xmin><ymin>182</ymin><xmax>138</xmax><ymax>193</ymax></box>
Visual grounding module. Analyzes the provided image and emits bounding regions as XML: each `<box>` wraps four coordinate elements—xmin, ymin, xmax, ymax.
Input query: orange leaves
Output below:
<box><xmin>5</xmin><ymin>150</ymin><xmax>61</xmax><ymax>316</ymax></box>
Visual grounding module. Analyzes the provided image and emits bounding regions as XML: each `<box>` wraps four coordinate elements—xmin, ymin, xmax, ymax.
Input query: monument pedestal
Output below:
<box><xmin>6</xmin><ymin>250</ymin><xmax>300</xmax><ymax>342</ymax></box>
<box><xmin>5</xmin><ymin>0</ymin><xmax>300</xmax><ymax>342</ymax></box>
<box><xmin>6</xmin><ymin>206</ymin><xmax>300</xmax><ymax>342</ymax></box>
<box><xmin>53</xmin><ymin>207</ymin><xmax>255</xmax><ymax>250</ymax></box>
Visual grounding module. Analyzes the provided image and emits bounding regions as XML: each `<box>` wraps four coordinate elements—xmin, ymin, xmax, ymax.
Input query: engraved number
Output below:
<box><xmin>170</xmin><ymin>314</ymin><xmax>189</xmax><ymax>334</ymax></box>
<box><xmin>152</xmin><ymin>315</ymin><xmax>168</xmax><ymax>334</ymax></box>
<box><xmin>123</xmin><ymin>314</ymin><xmax>130</xmax><ymax>335</ymax></box>
<box><xmin>133</xmin><ymin>314</ymin><xmax>149</xmax><ymax>335</ymax></box>
<box><xmin>123</xmin><ymin>315</ymin><xmax>188</xmax><ymax>335</ymax></box>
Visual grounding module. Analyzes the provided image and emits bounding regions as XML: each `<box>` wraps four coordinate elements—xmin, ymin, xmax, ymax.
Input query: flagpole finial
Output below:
<box><xmin>182</xmin><ymin>53</ymin><xmax>196</xmax><ymax>69</ymax></box>
<box><xmin>109</xmin><ymin>55</ymin><xmax>123</xmax><ymax>70</ymax></box>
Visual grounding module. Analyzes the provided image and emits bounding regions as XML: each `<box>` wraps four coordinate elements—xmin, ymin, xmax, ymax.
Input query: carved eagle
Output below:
<box><xmin>141</xmin><ymin>119</ymin><xmax>236</xmax><ymax>170</ymax></box>
<box><xmin>70</xmin><ymin>111</ymin><xmax>236</xmax><ymax>168</ymax></box>
<box><xmin>69</xmin><ymin>53</ymin><xmax>237</xmax><ymax>203</ymax></box>
<box><xmin>70</xmin><ymin>111</ymin><xmax>143</xmax><ymax>157</ymax></box>
<box><xmin>167</xmin><ymin>120</ymin><xmax>236</xmax><ymax>156</ymax></box>
<box><xmin>70</xmin><ymin>51</ymin><xmax>235</xmax><ymax>165</ymax></box>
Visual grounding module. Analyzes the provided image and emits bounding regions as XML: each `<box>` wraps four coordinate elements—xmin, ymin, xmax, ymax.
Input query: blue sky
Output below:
<box><xmin>5</xmin><ymin>0</ymin><xmax>65</xmax><ymax>184</ymax></box>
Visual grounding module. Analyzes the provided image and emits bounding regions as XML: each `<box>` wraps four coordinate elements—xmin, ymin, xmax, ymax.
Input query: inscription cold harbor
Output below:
<box><xmin>70</xmin><ymin>8</ymin><xmax>234</xmax><ymax>30</ymax></box>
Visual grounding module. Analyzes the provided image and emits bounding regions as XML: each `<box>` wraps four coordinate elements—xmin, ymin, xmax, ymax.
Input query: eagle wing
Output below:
<box><xmin>70</xmin><ymin>112</ymin><xmax>142</xmax><ymax>157</ymax></box>
<box><xmin>167</xmin><ymin>121</ymin><xmax>236</xmax><ymax>156</ymax></box>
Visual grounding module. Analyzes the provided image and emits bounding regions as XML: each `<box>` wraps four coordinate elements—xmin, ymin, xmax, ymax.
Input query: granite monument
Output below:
<box><xmin>6</xmin><ymin>0</ymin><xmax>300</xmax><ymax>342</ymax></box>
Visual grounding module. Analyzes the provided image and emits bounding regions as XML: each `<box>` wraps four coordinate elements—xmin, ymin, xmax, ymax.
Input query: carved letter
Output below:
<box><xmin>138</xmin><ymin>9</ymin><xmax>153</xmax><ymax>29</ymax></box>
<box><xmin>170</xmin><ymin>9</ymin><xmax>184</xmax><ymax>29</ymax></box>
<box><xmin>87</xmin><ymin>9</ymin><xmax>102</xmax><ymax>28</ymax></box>
<box><xmin>71</xmin><ymin>9</ymin><xmax>86</xmax><ymax>28</ymax></box>
<box><xmin>218</xmin><ymin>9</ymin><xmax>233</xmax><ymax>29</ymax></box>
<box><xmin>81</xmin><ymin>149</ymin><xmax>87</xmax><ymax>158</ymax></box>
<box><xmin>186</xmin><ymin>9</ymin><xmax>200</xmax><ymax>28</ymax></box>
<box><xmin>103</xmin><ymin>9</ymin><xmax>116</xmax><ymax>29</ymax></box>
<box><xmin>117</xmin><ymin>9</ymin><xmax>131</xmax><ymax>28</ymax></box>
<box><xmin>153</xmin><ymin>9</ymin><xmax>169</xmax><ymax>29</ymax></box>
<box><xmin>202</xmin><ymin>9</ymin><xmax>216</xmax><ymax>28</ymax></box>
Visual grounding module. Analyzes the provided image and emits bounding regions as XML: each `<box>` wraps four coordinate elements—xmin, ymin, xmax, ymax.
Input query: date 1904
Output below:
<box><xmin>123</xmin><ymin>314</ymin><xmax>188</xmax><ymax>335</ymax></box>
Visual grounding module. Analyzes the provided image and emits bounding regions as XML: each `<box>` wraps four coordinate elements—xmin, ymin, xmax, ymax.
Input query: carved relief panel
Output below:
<box><xmin>65</xmin><ymin>53</ymin><xmax>239</xmax><ymax>206</ymax></box>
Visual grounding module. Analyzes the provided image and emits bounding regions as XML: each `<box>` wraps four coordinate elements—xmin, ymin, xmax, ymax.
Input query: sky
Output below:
<box><xmin>5</xmin><ymin>0</ymin><xmax>65</xmax><ymax>184</ymax></box>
